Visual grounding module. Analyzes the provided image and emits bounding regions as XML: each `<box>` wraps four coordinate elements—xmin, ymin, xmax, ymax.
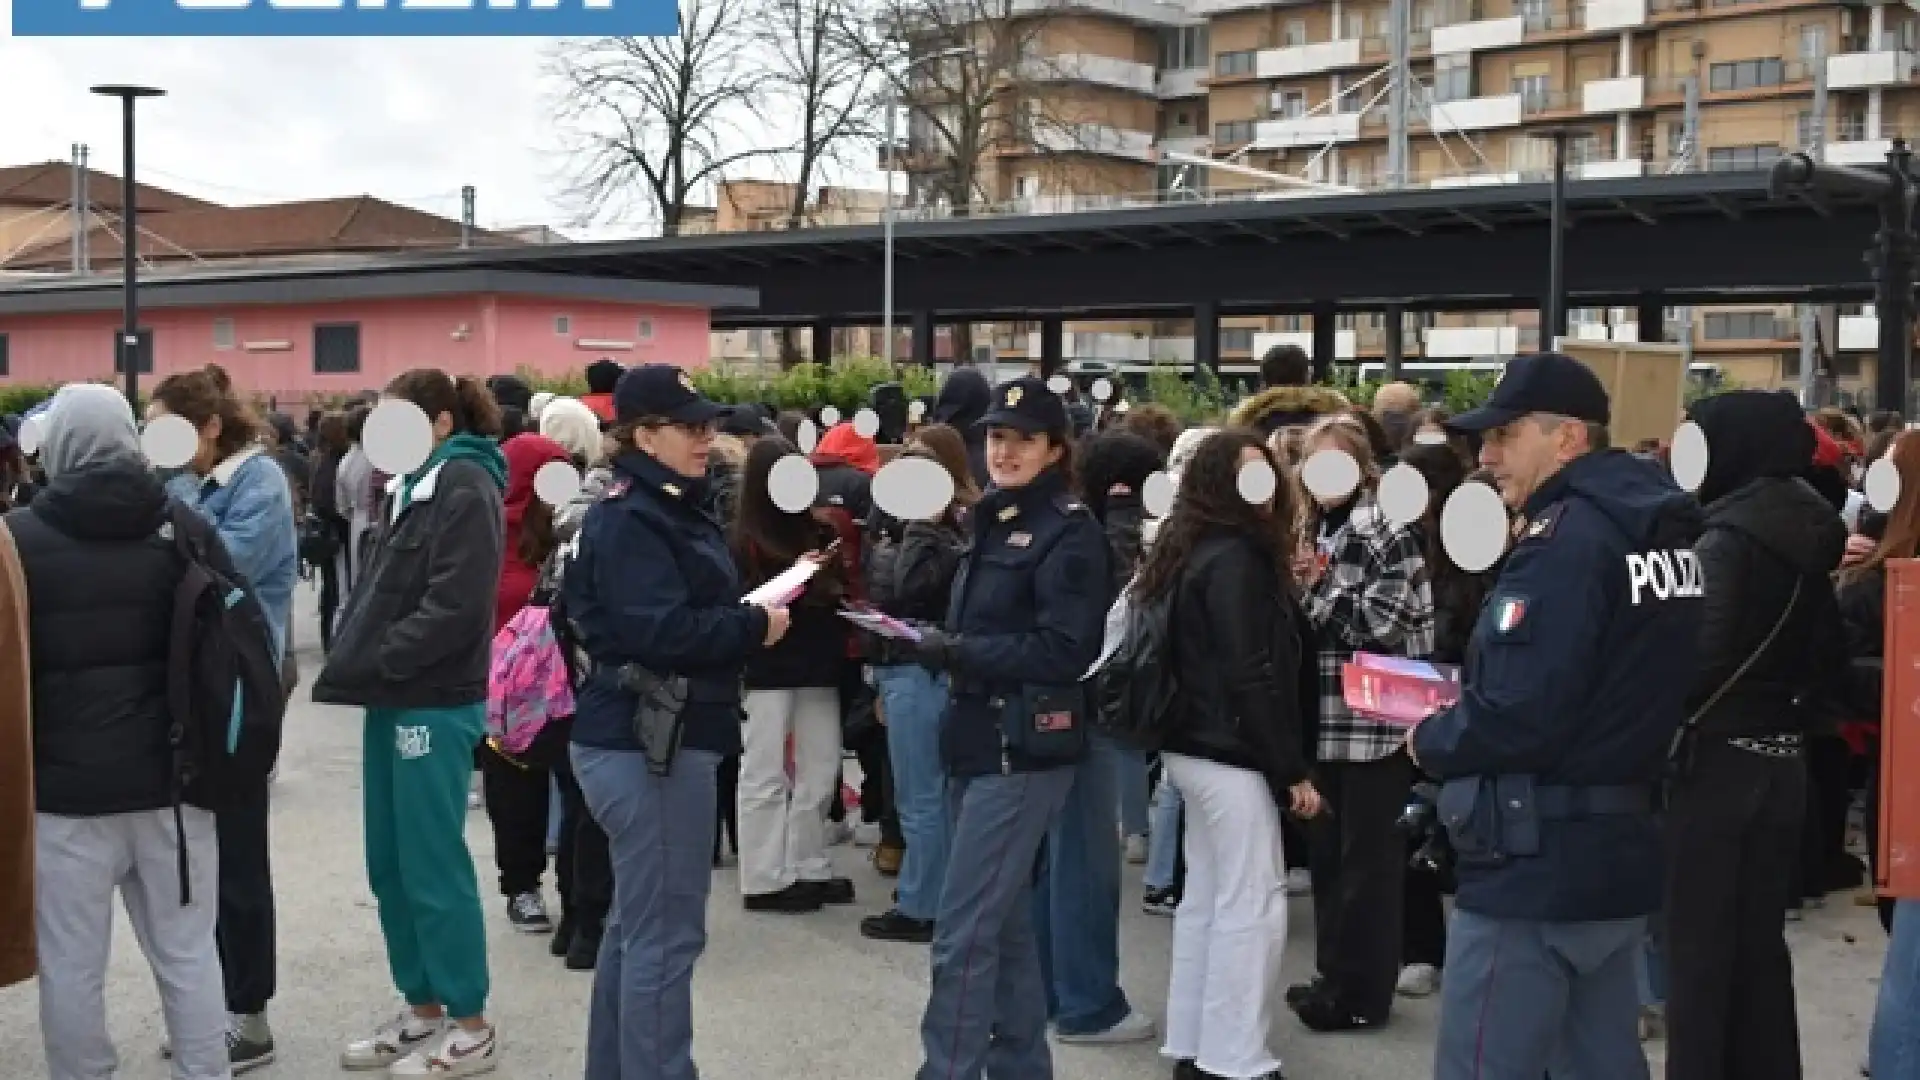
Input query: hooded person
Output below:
<box><xmin>932</xmin><ymin>368</ymin><xmax>991</xmax><ymax>487</ymax></box>
<box><xmin>811</xmin><ymin>421</ymin><xmax>879</xmax><ymax>522</ymax></box>
<box><xmin>488</xmin><ymin>374</ymin><xmax>536</xmax><ymax>441</ymax></box>
<box><xmin>1663</xmin><ymin>389</ymin><xmax>1849</xmax><ymax>1080</ymax></box>
<box><xmin>11</xmin><ymin>383</ymin><xmax>244</xmax><ymax>1080</ymax></box>
<box><xmin>582</xmin><ymin>359</ymin><xmax>623</xmax><ymax>425</ymax></box>
<box><xmin>1229</xmin><ymin>383</ymin><xmax>1353</xmax><ymax>438</ymax></box>
<box><xmin>495</xmin><ymin>433</ymin><xmax>573</xmax><ymax>635</ymax></box>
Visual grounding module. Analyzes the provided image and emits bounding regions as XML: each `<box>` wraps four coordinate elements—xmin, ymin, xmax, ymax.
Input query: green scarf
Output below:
<box><xmin>398</xmin><ymin>433</ymin><xmax>507</xmax><ymax>514</ymax></box>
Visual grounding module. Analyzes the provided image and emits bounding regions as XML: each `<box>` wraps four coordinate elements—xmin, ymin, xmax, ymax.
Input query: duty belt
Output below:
<box><xmin>1727</xmin><ymin>733</ymin><xmax>1804</xmax><ymax>759</ymax></box>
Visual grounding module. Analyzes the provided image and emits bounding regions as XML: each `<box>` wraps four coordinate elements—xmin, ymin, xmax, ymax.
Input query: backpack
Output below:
<box><xmin>164</xmin><ymin>501</ymin><xmax>286</xmax><ymax>831</ymax></box>
<box><xmin>487</xmin><ymin>603</ymin><xmax>577</xmax><ymax>758</ymax></box>
<box><xmin>1092</xmin><ymin>585</ymin><xmax>1180</xmax><ymax>752</ymax></box>
<box><xmin>297</xmin><ymin>510</ymin><xmax>339</xmax><ymax>568</ymax></box>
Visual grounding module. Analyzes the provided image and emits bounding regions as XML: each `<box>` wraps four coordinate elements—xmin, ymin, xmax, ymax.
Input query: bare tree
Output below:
<box><xmin>549</xmin><ymin>0</ymin><xmax>771</xmax><ymax>235</ymax></box>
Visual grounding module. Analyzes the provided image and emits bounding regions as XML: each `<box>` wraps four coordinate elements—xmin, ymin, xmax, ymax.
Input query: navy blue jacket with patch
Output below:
<box><xmin>566</xmin><ymin>451</ymin><xmax>768</xmax><ymax>759</ymax></box>
<box><xmin>1412</xmin><ymin>449</ymin><xmax>1704</xmax><ymax>922</ymax></box>
<box><xmin>938</xmin><ymin>468</ymin><xmax>1110</xmax><ymax>777</ymax></box>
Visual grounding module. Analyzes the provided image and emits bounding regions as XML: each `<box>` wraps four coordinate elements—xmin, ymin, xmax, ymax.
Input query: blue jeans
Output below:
<box><xmin>1144</xmin><ymin>775</ymin><xmax>1183</xmax><ymax>892</ymax></box>
<box><xmin>875</xmin><ymin>665</ymin><xmax>950</xmax><ymax>921</ymax></box>
<box><xmin>572</xmin><ymin>744</ymin><xmax>719</xmax><ymax>1080</ymax></box>
<box><xmin>1116</xmin><ymin>745</ymin><xmax>1150</xmax><ymax>839</ymax></box>
<box><xmin>1032</xmin><ymin>735</ymin><xmax>1133</xmax><ymax>1035</ymax></box>
<box><xmin>919</xmin><ymin>769</ymin><xmax>1076</xmax><ymax>1080</ymax></box>
<box><xmin>1873</xmin><ymin>899</ymin><xmax>1920</xmax><ymax>1079</ymax></box>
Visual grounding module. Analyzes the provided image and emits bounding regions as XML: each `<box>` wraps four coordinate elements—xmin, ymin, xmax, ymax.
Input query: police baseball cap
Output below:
<box><xmin>613</xmin><ymin>364</ymin><xmax>726</xmax><ymax>427</ymax></box>
<box><xmin>980</xmin><ymin>376</ymin><xmax>1070</xmax><ymax>437</ymax></box>
<box><xmin>1447</xmin><ymin>351</ymin><xmax>1611</xmax><ymax>433</ymax></box>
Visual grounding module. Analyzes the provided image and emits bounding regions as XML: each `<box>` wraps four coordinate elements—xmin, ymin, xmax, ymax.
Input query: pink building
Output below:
<box><xmin>0</xmin><ymin>266</ymin><xmax>757</xmax><ymax>403</ymax></box>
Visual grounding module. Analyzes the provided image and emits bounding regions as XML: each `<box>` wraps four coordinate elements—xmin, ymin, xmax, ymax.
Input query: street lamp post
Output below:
<box><xmin>883</xmin><ymin>47</ymin><xmax>971</xmax><ymax>369</ymax></box>
<box><xmin>1527</xmin><ymin>126</ymin><xmax>1580</xmax><ymax>348</ymax></box>
<box><xmin>92</xmin><ymin>84</ymin><xmax>165</xmax><ymax>405</ymax></box>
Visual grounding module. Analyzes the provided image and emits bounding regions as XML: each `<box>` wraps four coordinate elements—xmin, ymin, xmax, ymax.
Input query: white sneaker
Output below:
<box><xmin>389</xmin><ymin>1023</ymin><xmax>498</xmax><ymax>1077</ymax></box>
<box><xmin>1285</xmin><ymin>868</ymin><xmax>1313</xmax><ymax>896</ymax></box>
<box><xmin>1124</xmin><ymin>835</ymin><xmax>1148</xmax><ymax>864</ymax></box>
<box><xmin>341</xmin><ymin>1010</ymin><xmax>446</xmax><ymax>1071</ymax></box>
<box><xmin>1056</xmin><ymin>1010</ymin><xmax>1157</xmax><ymax>1045</ymax></box>
<box><xmin>1396</xmin><ymin>963</ymin><xmax>1441</xmax><ymax>998</ymax></box>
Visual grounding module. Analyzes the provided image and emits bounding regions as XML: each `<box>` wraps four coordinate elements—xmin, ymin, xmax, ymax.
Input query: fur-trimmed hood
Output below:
<box><xmin>1229</xmin><ymin>385</ymin><xmax>1352</xmax><ymax>436</ymax></box>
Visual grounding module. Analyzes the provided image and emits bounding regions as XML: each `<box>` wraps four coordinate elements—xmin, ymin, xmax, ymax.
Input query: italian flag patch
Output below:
<box><xmin>1495</xmin><ymin>597</ymin><xmax>1527</xmax><ymax>634</ymax></box>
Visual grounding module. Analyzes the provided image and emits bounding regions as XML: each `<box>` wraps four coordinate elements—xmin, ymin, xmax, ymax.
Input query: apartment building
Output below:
<box><xmin>902</xmin><ymin>0</ymin><xmax>1920</xmax><ymax>394</ymax></box>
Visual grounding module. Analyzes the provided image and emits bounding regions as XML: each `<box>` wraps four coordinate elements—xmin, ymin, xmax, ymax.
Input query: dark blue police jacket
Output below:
<box><xmin>940</xmin><ymin>467</ymin><xmax>1110</xmax><ymax>777</ymax></box>
<box><xmin>1412</xmin><ymin>449</ymin><xmax>1704</xmax><ymax>922</ymax></box>
<box><xmin>565</xmin><ymin>450</ymin><xmax>767</xmax><ymax>759</ymax></box>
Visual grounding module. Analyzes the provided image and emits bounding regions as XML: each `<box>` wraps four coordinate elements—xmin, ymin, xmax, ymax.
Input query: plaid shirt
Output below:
<box><xmin>1308</xmin><ymin>491</ymin><xmax>1436</xmax><ymax>763</ymax></box>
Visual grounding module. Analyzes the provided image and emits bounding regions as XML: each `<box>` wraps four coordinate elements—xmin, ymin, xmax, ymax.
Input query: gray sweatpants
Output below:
<box><xmin>36</xmin><ymin>807</ymin><xmax>230</xmax><ymax>1080</ymax></box>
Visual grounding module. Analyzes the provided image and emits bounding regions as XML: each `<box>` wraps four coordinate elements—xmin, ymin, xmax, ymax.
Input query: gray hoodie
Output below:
<box><xmin>41</xmin><ymin>384</ymin><xmax>141</xmax><ymax>480</ymax></box>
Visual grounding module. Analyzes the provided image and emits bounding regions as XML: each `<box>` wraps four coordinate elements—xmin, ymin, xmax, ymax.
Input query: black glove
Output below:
<box><xmin>904</xmin><ymin>624</ymin><xmax>962</xmax><ymax>672</ymax></box>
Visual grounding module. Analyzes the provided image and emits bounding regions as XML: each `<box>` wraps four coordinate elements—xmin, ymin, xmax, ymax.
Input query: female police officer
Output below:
<box><xmin>898</xmin><ymin>376</ymin><xmax>1111</xmax><ymax>1080</ymax></box>
<box><xmin>561</xmin><ymin>364</ymin><xmax>791</xmax><ymax>1080</ymax></box>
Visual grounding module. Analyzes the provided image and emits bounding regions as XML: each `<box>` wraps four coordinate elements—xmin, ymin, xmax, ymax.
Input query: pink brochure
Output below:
<box><xmin>1341</xmin><ymin>652</ymin><xmax>1462</xmax><ymax>727</ymax></box>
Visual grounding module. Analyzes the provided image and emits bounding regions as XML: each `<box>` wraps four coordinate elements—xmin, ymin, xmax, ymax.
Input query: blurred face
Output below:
<box><xmin>1303</xmin><ymin>431</ymin><xmax>1358</xmax><ymax>509</ymax></box>
<box><xmin>145</xmin><ymin>400</ymin><xmax>221</xmax><ymax>475</ymax></box>
<box><xmin>986</xmin><ymin>427</ymin><xmax>1063</xmax><ymax>489</ymax></box>
<box><xmin>1478</xmin><ymin>413</ymin><xmax>1584</xmax><ymax>509</ymax></box>
<box><xmin>635</xmin><ymin>419</ymin><xmax>717</xmax><ymax>480</ymax></box>
<box><xmin>1240</xmin><ymin>445</ymin><xmax>1273</xmax><ymax>514</ymax></box>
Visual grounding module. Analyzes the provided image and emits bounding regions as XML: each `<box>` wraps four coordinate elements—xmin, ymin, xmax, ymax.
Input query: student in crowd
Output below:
<box><xmin>1289</xmin><ymin>414</ymin><xmax>1435</xmax><ymax>1034</ymax></box>
<box><xmin>860</xmin><ymin>423</ymin><xmax>979</xmax><ymax>943</ymax></box>
<box><xmin>150</xmin><ymin>363</ymin><xmax>300</xmax><ymax>1071</ymax></box>
<box><xmin>309</xmin><ymin>412</ymin><xmax>352</xmax><ymax>652</ymax></box>
<box><xmin>336</xmin><ymin>404</ymin><xmax>376</xmax><ymax>585</ymax></box>
<box><xmin>897</xmin><ymin>377</ymin><xmax>1111</xmax><ymax>1080</ymax></box>
<box><xmin>581</xmin><ymin>358</ymin><xmax>623</xmax><ymax>425</ymax></box>
<box><xmin>542</xmin><ymin>396</ymin><xmax>614</xmax><ymax>533</ymax></box>
<box><xmin>931</xmin><ymin>367</ymin><xmax>992</xmax><ymax>487</ymax></box>
<box><xmin>314</xmin><ymin>369</ymin><xmax>508</xmax><ymax>1077</ymax></box>
<box><xmin>18</xmin><ymin>385</ymin><xmax>242</xmax><ymax>1080</ymax></box>
<box><xmin>732</xmin><ymin>437</ymin><xmax>856</xmax><ymax>914</ymax></box>
<box><xmin>1136</xmin><ymin>427</ymin><xmax>1322</xmax><ymax>1080</ymax></box>
<box><xmin>564</xmin><ymin>365</ymin><xmax>790</xmax><ymax>1080</ymax></box>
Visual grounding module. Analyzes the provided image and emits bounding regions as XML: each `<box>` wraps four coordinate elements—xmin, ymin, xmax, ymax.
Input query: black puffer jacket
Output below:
<box><xmin>1687</xmin><ymin>392</ymin><xmax>1849</xmax><ymax>737</ymax></box>
<box><xmin>1159</xmin><ymin>530</ymin><xmax>1316</xmax><ymax>803</ymax></box>
<box><xmin>8</xmin><ymin>460</ymin><xmax>234</xmax><ymax>816</ymax></box>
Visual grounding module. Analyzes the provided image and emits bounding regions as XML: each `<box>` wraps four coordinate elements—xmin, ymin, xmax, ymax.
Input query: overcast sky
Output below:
<box><xmin>0</xmin><ymin>8</ymin><xmax>861</xmax><ymax>241</ymax></box>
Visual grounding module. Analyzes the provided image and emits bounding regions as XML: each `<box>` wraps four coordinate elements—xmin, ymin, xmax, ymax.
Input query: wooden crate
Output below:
<box><xmin>1553</xmin><ymin>338</ymin><xmax>1690</xmax><ymax>449</ymax></box>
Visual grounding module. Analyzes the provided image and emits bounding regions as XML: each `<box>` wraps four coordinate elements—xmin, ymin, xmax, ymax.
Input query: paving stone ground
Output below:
<box><xmin>0</xmin><ymin>585</ymin><xmax>1888</xmax><ymax>1079</ymax></box>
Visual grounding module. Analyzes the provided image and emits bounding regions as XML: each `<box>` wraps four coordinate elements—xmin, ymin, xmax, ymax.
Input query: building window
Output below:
<box><xmin>638</xmin><ymin>318</ymin><xmax>655</xmax><ymax>341</ymax></box>
<box><xmin>110</xmin><ymin>329</ymin><xmax>152</xmax><ymax>375</ymax></box>
<box><xmin>1271</xmin><ymin>89</ymin><xmax>1307</xmax><ymax>118</ymax></box>
<box><xmin>1518</xmin><ymin>0</ymin><xmax>1550</xmax><ymax>30</ymax></box>
<box><xmin>212</xmin><ymin>318</ymin><xmax>235</xmax><ymax>351</ymax></box>
<box><xmin>1283</xmin><ymin>18</ymin><xmax>1307</xmax><ymax>46</ymax></box>
<box><xmin>1160</xmin><ymin>26</ymin><xmax>1206</xmax><ymax>69</ymax></box>
<box><xmin>1703</xmin><ymin>311</ymin><xmax>1780</xmax><ymax>339</ymax></box>
<box><xmin>1799</xmin><ymin>24</ymin><xmax>1827</xmax><ymax>61</ymax></box>
<box><xmin>1511</xmin><ymin>72</ymin><xmax>1551</xmax><ymax>112</ymax></box>
<box><xmin>1214</xmin><ymin>119</ymin><xmax>1256</xmax><ymax>143</ymax></box>
<box><xmin>1215</xmin><ymin>50</ymin><xmax>1256</xmax><ymax>77</ymax></box>
<box><xmin>555</xmin><ymin>314</ymin><xmax>571</xmax><ymax>336</ymax></box>
<box><xmin>314</xmin><ymin>323</ymin><xmax>361</xmax><ymax>375</ymax></box>
<box><xmin>1220</xmin><ymin>328</ymin><xmax>1256</xmax><ymax>353</ymax></box>
<box><xmin>1433</xmin><ymin>54</ymin><xmax>1471</xmax><ymax>102</ymax></box>
<box><xmin>1796</xmin><ymin>110</ymin><xmax>1821</xmax><ymax>147</ymax></box>
<box><xmin>1708</xmin><ymin>57</ymin><xmax>1784</xmax><ymax>92</ymax></box>
<box><xmin>0</xmin><ymin>333</ymin><xmax>9</xmax><ymax>378</ymax></box>
<box><xmin>1706</xmin><ymin>144</ymin><xmax>1782</xmax><ymax>171</ymax></box>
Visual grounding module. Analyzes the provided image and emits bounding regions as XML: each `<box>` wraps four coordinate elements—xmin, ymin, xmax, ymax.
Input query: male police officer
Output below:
<box><xmin>1409</xmin><ymin>352</ymin><xmax>1704</xmax><ymax>1080</ymax></box>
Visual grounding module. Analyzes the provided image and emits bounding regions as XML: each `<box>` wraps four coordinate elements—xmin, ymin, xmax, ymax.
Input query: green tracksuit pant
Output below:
<box><xmin>364</xmin><ymin>705</ymin><xmax>490</xmax><ymax>1018</ymax></box>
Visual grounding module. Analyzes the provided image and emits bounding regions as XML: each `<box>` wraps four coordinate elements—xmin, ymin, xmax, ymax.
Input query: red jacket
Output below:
<box><xmin>496</xmin><ymin>434</ymin><xmax>572</xmax><ymax>635</ymax></box>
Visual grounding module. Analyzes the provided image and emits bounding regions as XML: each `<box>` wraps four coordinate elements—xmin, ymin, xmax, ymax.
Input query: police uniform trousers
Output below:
<box><xmin>1433</xmin><ymin>911</ymin><xmax>1648</xmax><ymax>1080</ymax></box>
<box><xmin>1662</xmin><ymin>737</ymin><xmax>1805</xmax><ymax>1080</ymax></box>
<box><xmin>918</xmin><ymin>768</ymin><xmax>1075</xmax><ymax>1080</ymax></box>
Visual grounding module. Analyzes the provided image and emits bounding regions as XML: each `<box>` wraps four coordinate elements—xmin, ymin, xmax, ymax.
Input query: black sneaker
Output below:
<box><xmin>1284</xmin><ymin>975</ymin><xmax>1330</xmax><ymax>1008</ymax></box>
<box><xmin>551</xmin><ymin>916</ymin><xmax>574</xmax><ymax>958</ymax></box>
<box><xmin>228</xmin><ymin>1015</ymin><xmax>275</xmax><ymax>1075</ymax></box>
<box><xmin>1143</xmin><ymin>886</ymin><xmax>1180</xmax><ymax>916</ymax></box>
<box><xmin>1292</xmin><ymin>988</ymin><xmax>1383</xmax><ymax>1033</ymax></box>
<box><xmin>566</xmin><ymin>922</ymin><xmax>603</xmax><ymax>970</ymax></box>
<box><xmin>744</xmin><ymin>882</ymin><xmax>824</xmax><ymax>913</ymax></box>
<box><xmin>860</xmin><ymin>909</ymin><xmax>934</xmax><ymax>943</ymax></box>
<box><xmin>805</xmin><ymin>877</ymin><xmax>856</xmax><ymax>905</ymax></box>
<box><xmin>508</xmin><ymin>891</ymin><xmax>552</xmax><ymax>933</ymax></box>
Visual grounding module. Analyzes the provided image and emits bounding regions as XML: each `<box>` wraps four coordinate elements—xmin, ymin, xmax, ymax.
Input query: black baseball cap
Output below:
<box><xmin>718</xmin><ymin>405</ymin><xmax>776</xmax><ymax>439</ymax></box>
<box><xmin>613</xmin><ymin>364</ymin><xmax>725</xmax><ymax>426</ymax></box>
<box><xmin>1447</xmin><ymin>352</ymin><xmax>1611</xmax><ymax>433</ymax></box>
<box><xmin>980</xmin><ymin>376</ymin><xmax>1070</xmax><ymax>437</ymax></box>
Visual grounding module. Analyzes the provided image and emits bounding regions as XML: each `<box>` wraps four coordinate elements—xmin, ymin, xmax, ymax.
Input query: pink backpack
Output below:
<box><xmin>486</xmin><ymin>605</ymin><xmax>576</xmax><ymax>756</ymax></box>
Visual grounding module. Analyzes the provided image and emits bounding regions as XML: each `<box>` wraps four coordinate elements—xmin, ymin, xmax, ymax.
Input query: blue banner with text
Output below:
<box><xmin>7</xmin><ymin>0</ymin><xmax>676</xmax><ymax>37</ymax></box>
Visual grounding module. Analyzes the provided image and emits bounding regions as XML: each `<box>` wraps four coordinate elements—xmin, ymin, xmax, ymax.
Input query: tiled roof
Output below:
<box><xmin>0</xmin><ymin>161</ymin><xmax>216</xmax><ymax>214</ymax></box>
<box><xmin>2</xmin><ymin>195</ymin><xmax>519</xmax><ymax>270</ymax></box>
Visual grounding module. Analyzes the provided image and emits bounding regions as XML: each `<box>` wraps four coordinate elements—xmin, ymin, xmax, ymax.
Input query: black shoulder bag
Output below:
<box><xmin>1667</xmin><ymin>576</ymin><xmax>1802</xmax><ymax>786</ymax></box>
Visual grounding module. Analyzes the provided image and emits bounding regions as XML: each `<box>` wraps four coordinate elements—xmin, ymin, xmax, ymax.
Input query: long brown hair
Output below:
<box><xmin>730</xmin><ymin>438</ymin><xmax>843</xmax><ymax>596</ymax></box>
<box><xmin>385</xmin><ymin>369</ymin><xmax>502</xmax><ymax>438</ymax></box>
<box><xmin>519</xmin><ymin>499</ymin><xmax>558</xmax><ymax>569</ymax></box>
<box><xmin>151</xmin><ymin>363</ymin><xmax>262</xmax><ymax>460</ymax></box>
<box><xmin>1845</xmin><ymin>430</ymin><xmax>1920</xmax><ymax>585</ymax></box>
<box><xmin>1133</xmin><ymin>428</ymin><xmax>1297</xmax><ymax>602</ymax></box>
<box><xmin>908</xmin><ymin>423</ymin><xmax>981</xmax><ymax>508</ymax></box>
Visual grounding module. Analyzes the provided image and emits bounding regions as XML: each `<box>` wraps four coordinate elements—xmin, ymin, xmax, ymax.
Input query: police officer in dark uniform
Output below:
<box><xmin>897</xmin><ymin>376</ymin><xmax>1110</xmax><ymax>1080</ymax></box>
<box><xmin>1409</xmin><ymin>353</ymin><xmax>1704</xmax><ymax>1080</ymax></box>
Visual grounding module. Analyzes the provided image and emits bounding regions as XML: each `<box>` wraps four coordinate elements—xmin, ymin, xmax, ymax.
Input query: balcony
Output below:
<box><xmin>1578</xmin><ymin>156</ymin><xmax>1645</xmax><ymax>178</ymax></box>
<box><xmin>1581</xmin><ymin>0</ymin><xmax>1645</xmax><ymax>32</ymax></box>
<box><xmin>1257</xmin><ymin>37</ymin><xmax>1363</xmax><ymax>79</ymax></box>
<box><xmin>1827</xmin><ymin>138</ymin><xmax>1893</xmax><ymax>165</ymax></box>
<box><xmin>1425</xmin><ymin>325</ymin><xmax>1520</xmax><ymax>358</ymax></box>
<box><xmin>1826</xmin><ymin>49</ymin><xmax>1916</xmax><ymax>89</ymax></box>
<box><xmin>1031</xmin><ymin>122</ymin><xmax>1156</xmax><ymax>162</ymax></box>
<box><xmin>1254</xmin><ymin>112</ymin><xmax>1364</xmax><ymax>148</ymax></box>
<box><xmin>1156</xmin><ymin>134</ymin><xmax>1211</xmax><ymax>157</ymax></box>
<box><xmin>1156</xmin><ymin>66</ymin><xmax>1207</xmax><ymax>97</ymax></box>
<box><xmin>1255</xmin><ymin>330</ymin><xmax>1356</xmax><ymax>360</ymax></box>
<box><xmin>1021</xmin><ymin>52</ymin><xmax>1157</xmax><ymax>94</ymax></box>
<box><xmin>1430</xmin><ymin>14</ymin><xmax>1524</xmax><ymax>55</ymax></box>
<box><xmin>1583</xmin><ymin>75</ymin><xmax>1644</xmax><ymax>113</ymax></box>
<box><xmin>1425</xmin><ymin>92</ymin><xmax>1523</xmax><ymax>132</ymax></box>
<box><xmin>1187</xmin><ymin>0</ymin><xmax>1277</xmax><ymax>13</ymax></box>
<box><xmin>1840</xmin><ymin>315</ymin><xmax>1880</xmax><ymax>351</ymax></box>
